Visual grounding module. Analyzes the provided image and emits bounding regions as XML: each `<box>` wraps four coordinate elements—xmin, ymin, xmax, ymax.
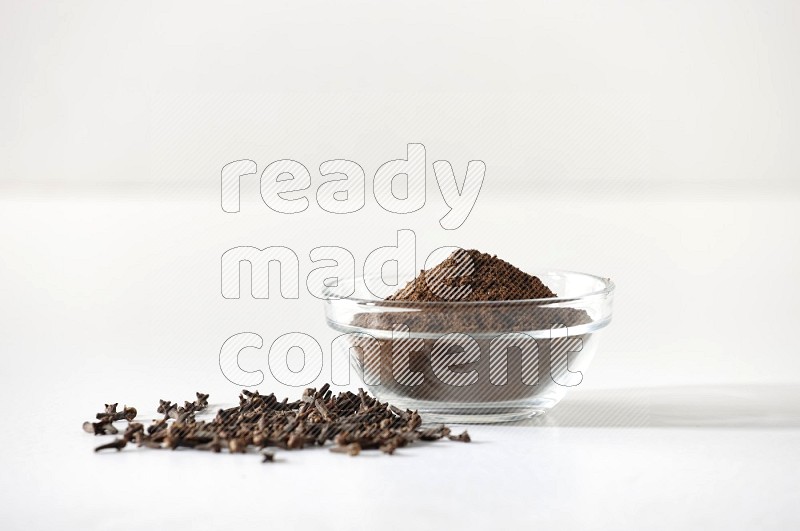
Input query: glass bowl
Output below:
<box><xmin>324</xmin><ymin>271</ymin><xmax>614</xmax><ymax>423</ymax></box>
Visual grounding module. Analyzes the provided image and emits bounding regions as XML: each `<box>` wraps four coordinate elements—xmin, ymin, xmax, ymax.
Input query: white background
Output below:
<box><xmin>1</xmin><ymin>1</ymin><xmax>799</xmax><ymax>529</ymax></box>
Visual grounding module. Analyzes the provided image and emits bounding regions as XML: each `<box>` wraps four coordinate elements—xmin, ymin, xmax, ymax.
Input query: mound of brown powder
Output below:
<box><xmin>355</xmin><ymin>249</ymin><xmax>590</xmax><ymax>333</ymax></box>
<box><xmin>388</xmin><ymin>249</ymin><xmax>557</xmax><ymax>302</ymax></box>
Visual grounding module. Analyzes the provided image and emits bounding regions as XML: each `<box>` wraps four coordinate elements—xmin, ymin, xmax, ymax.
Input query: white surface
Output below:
<box><xmin>5</xmin><ymin>388</ymin><xmax>800</xmax><ymax>531</ymax></box>
<box><xmin>1</xmin><ymin>196</ymin><xmax>799</xmax><ymax>530</ymax></box>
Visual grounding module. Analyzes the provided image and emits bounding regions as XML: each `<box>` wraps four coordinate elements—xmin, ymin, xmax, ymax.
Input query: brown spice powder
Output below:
<box><xmin>357</xmin><ymin>249</ymin><xmax>590</xmax><ymax>333</ymax></box>
<box><xmin>388</xmin><ymin>249</ymin><xmax>557</xmax><ymax>302</ymax></box>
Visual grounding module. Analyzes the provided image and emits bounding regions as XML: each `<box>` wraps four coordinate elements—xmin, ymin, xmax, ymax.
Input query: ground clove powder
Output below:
<box><xmin>388</xmin><ymin>249</ymin><xmax>558</xmax><ymax>302</ymax></box>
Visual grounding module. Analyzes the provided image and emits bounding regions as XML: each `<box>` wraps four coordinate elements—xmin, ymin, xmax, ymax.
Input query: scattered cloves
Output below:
<box><xmin>84</xmin><ymin>386</ymin><xmax>470</xmax><ymax>462</ymax></box>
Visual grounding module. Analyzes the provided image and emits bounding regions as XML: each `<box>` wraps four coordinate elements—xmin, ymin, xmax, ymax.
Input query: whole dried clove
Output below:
<box><xmin>418</xmin><ymin>425</ymin><xmax>451</xmax><ymax>441</ymax></box>
<box><xmin>95</xmin><ymin>438</ymin><xmax>127</xmax><ymax>452</ymax></box>
<box><xmin>94</xmin><ymin>403</ymin><xmax>137</xmax><ymax>425</ymax></box>
<box><xmin>83</xmin><ymin>420</ymin><xmax>119</xmax><ymax>436</ymax></box>
<box><xmin>330</xmin><ymin>442</ymin><xmax>361</xmax><ymax>456</ymax></box>
<box><xmin>261</xmin><ymin>450</ymin><xmax>275</xmax><ymax>463</ymax></box>
<box><xmin>123</xmin><ymin>422</ymin><xmax>144</xmax><ymax>441</ymax></box>
<box><xmin>228</xmin><ymin>438</ymin><xmax>248</xmax><ymax>453</ymax></box>
<box><xmin>449</xmin><ymin>430</ymin><xmax>471</xmax><ymax>443</ymax></box>
<box><xmin>196</xmin><ymin>437</ymin><xmax>223</xmax><ymax>453</ymax></box>
<box><xmin>157</xmin><ymin>400</ymin><xmax>173</xmax><ymax>414</ymax></box>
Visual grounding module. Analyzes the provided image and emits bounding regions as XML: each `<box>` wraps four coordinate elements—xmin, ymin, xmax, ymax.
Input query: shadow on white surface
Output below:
<box><xmin>519</xmin><ymin>384</ymin><xmax>800</xmax><ymax>428</ymax></box>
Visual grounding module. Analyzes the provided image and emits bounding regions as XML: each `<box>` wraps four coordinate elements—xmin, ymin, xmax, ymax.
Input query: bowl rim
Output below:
<box><xmin>324</xmin><ymin>270</ymin><xmax>615</xmax><ymax>307</ymax></box>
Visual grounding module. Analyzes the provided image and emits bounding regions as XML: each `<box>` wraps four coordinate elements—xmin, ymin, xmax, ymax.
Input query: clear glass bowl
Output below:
<box><xmin>324</xmin><ymin>271</ymin><xmax>614</xmax><ymax>423</ymax></box>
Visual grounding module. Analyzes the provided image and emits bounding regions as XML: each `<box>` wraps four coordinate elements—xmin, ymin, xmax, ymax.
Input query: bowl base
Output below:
<box><xmin>419</xmin><ymin>408</ymin><xmax>546</xmax><ymax>424</ymax></box>
<box><xmin>377</xmin><ymin>396</ymin><xmax>559</xmax><ymax>424</ymax></box>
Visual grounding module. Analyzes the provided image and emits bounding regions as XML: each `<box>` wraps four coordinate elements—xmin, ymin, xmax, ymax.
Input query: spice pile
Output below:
<box><xmin>84</xmin><ymin>384</ymin><xmax>469</xmax><ymax>461</ymax></box>
<box><xmin>359</xmin><ymin>248</ymin><xmax>592</xmax><ymax>333</ymax></box>
<box><xmin>388</xmin><ymin>248</ymin><xmax>557</xmax><ymax>302</ymax></box>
